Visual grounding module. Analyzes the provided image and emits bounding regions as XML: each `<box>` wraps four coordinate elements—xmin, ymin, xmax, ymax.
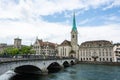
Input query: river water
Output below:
<box><xmin>0</xmin><ymin>64</ymin><xmax>120</xmax><ymax>80</ymax></box>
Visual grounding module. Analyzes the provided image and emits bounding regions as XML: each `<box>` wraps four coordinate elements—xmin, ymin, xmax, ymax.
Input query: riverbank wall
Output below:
<box><xmin>78</xmin><ymin>61</ymin><xmax>120</xmax><ymax>66</ymax></box>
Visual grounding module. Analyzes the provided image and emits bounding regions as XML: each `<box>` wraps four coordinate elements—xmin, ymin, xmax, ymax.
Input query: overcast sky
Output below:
<box><xmin>0</xmin><ymin>0</ymin><xmax>120</xmax><ymax>45</ymax></box>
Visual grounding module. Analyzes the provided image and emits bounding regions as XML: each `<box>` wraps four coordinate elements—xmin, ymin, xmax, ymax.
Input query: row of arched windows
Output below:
<box><xmin>80</xmin><ymin>58</ymin><xmax>112</xmax><ymax>62</ymax></box>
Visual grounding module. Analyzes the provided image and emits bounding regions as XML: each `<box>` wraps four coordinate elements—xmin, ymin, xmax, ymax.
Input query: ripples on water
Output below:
<box><xmin>0</xmin><ymin>64</ymin><xmax>120</xmax><ymax>80</ymax></box>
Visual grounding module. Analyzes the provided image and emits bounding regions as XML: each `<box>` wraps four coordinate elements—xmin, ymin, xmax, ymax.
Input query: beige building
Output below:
<box><xmin>58</xmin><ymin>13</ymin><xmax>79</xmax><ymax>58</ymax></box>
<box><xmin>32</xmin><ymin>38</ymin><xmax>57</xmax><ymax>56</ymax></box>
<box><xmin>79</xmin><ymin>40</ymin><xmax>114</xmax><ymax>62</ymax></box>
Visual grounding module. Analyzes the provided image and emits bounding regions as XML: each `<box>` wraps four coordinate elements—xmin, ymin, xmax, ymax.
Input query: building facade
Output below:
<box><xmin>32</xmin><ymin>38</ymin><xmax>57</xmax><ymax>56</ymax></box>
<box><xmin>113</xmin><ymin>43</ymin><xmax>120</xmax><ymax>62</ymax></box>
<box><xmin>79</xmin><ymin>40</ymin><xmax>114</xmax><ymax>62</ymax></box>
<box><xmin>58</xmin><ymin>13</ymin><xmax>79</xmax><ymax>58</ymax></box>
<box><xmin>58</xmin><ymin>40</ymin><xmax>72</xmax><ymax>58</ymax></box>
<box><xmin>0</xmin><ymin>43</ymin><xmax>7</xmax><ymax>54</ymax></box>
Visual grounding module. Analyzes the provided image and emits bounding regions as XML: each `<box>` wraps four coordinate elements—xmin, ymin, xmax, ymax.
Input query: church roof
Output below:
<box><xmin>59</xmin><ymin>40</ymin><xmax>71</xmax><ymax>46</ymax></box>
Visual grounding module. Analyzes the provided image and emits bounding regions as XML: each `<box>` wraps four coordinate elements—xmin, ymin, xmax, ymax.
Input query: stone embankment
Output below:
<box><xmin>78</xmin><ymin>61</ymin><xmax>120</xmax><ymax>66</ymax></box>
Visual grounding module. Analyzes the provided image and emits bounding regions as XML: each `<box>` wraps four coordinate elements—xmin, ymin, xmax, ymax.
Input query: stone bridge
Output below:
<box><xmin>0</xmin><ymin>58</ymin><xmax>76</xmax><ymax>75</ymax></box>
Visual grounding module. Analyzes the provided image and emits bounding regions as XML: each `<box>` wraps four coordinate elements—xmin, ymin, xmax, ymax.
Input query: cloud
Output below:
<box><xmin>103</xmin><ymin>0</ymin><xmax>120</xmax><ymax>10</ymax></box>
<box><xmin>0</xmin><ymin>0</ymin><xmax>120</xmax><ymax>20</ymax></box>
<box><xmin>100</xmin><ymin>14</ymin><xmax>120</xmax><ymax>24</ymax></box>
<box><xmin>0</xmin><ymin>20</ymin><xmax>71</xmax><ymax>45</ymax></box>
<box><xmin>78</xmin><ymin>24</ymin><xmax>120</xmax><ymax>44</ymax></box>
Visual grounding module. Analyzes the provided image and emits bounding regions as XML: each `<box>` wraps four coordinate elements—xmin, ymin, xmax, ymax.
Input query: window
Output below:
<box><xmin>81</xmin><ymin>58</ymin><xmax>83</xmax><ymax>61</ymax></box>
<box><xmin>107</xmin><ymin>58</ymin><xmax>108</xmax><ymax>61</ymax></box>
<box><xmin>72</xmin><ymin>35</ymin><xmax>74</xmax><ymax>38</ymax></box>
<box><xmin>89</xmin><ymin>58</ymin><xmax>91</xmax><ymax>60</ymax></box>
<box><xmin>103</xmin><ymin>58</ymin><xmax>105</xmax><ymax>61</ymax></box>
<box><xmin>106</xmin><ymin>52</ymin><xmax>108</xmax><ymax>56</ymax></box>
<box><xmin>99</xmin><ymin>58</ymin><xmax>101</xmax><ymax>61</ymax></box>
<box><xmin>83</xmin><ymin>58</ymin><xmax>85</xmax><ymax>60</ymax></box>
<box><xmin>109</xmin><ymin>52</ymin><xmax>112</xmax><ymax>56</ymax></box>
<box><xmin>65</xmin><ymin>48</ymin><xmax>66</xmax><ymax>56</ymax></box>
<box><xmin>86</xmin><ymin>58</ymin><xmax>88</xmax><ymax>60</ymax></box>
<box><xmin>110</xmin><ymin>58</ymin><xmax>112</xmax><ymax>62</ymax></box>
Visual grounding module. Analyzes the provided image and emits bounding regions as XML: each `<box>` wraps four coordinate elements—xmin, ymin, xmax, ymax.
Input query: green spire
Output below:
<box><xmin>72</xmin><ymin>12</ymin><xmax>77</xmax><ymax>31</ymax></box>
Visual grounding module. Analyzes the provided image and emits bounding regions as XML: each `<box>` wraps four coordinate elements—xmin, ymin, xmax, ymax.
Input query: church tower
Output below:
<box><xmin>71</xmin><ymin>13</ymin><xmax>78</xmax><ymax>46</ymax></box>
<box><xmin>70</xmin><ymin>12</ymin><xmax>79</xmax><ymax>59</ymax></box>
<box><xmin>14</xmin><ymin>37</ymin><xmax>22</xmax><ymax>49</ymax></box>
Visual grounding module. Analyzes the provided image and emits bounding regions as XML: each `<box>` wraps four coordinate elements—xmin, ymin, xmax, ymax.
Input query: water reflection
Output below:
<box><xmin>9</xmin><ymin>74</ymin><xmax>41</xmax><ymax>80</ymax></box>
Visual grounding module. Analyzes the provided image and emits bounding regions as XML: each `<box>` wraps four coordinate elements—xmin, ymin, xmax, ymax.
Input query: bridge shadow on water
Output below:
<box><xmin>9</xmin><ymin>74</ymin><xmax>42</xmax><ymax>80</ymax></box>
<box><xmin>9</xmin><ymin>63</ymin><xmax>64</xmax><ymax>80</ymax></box>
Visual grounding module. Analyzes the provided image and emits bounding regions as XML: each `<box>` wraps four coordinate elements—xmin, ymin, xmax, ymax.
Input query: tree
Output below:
<box><xmin>2</xmin><ymin>46</ymin><xmax>36</xmax><ymax>57</ymax></box>
<box><xmin>19</xmin><ymin>46</ymin><xmax>30</xmax><ymax>55</ymax></box>
<box><xmin>19</xmin><ymin>46</ymin><xmax>35</xmax><ymax>55</ymax></box>
<box><xmin>4</xmin><ymin>47</ymin><xmax>19</xmax><ymax>56</ymax></box>
<box><xmin>29</xmin><ymin>49</ymin><xmax>35</xmax><ymax>54</ymax></box>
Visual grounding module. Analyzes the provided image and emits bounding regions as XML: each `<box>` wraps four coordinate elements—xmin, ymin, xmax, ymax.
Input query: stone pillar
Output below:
<box><xmin>41</xmin><ymin>67</ymin><xmax>48</xmax><ymax>75</ymax></box>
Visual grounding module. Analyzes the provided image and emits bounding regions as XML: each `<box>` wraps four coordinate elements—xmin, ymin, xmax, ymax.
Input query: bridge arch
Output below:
<box><xmin>47</xmin><ymin>62</ymin><xmax>62</xmax><ymax>73</ymax></box>
<box><xmin>14</xmin><ymin>65</ymin><xmax>42</xmax><ymax>75</ymax></box>
<box><xmin>63</xmin><ymin>61</ymin><xmax>70</xmax><ymax>68</ymax></box>
<box><xmin>70</xmin><ymin>60</ymin><xmax>75</xmax><ymax>65</ymax></box>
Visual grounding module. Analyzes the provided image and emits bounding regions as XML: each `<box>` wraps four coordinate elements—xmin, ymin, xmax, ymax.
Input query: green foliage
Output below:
<box><xmin>19</xmin><ymin>46</ymin><xmax>30</xmax><ymax>54</ymax></box>
<box><xmin>19</xmin><ymin>46</ymin><xmax>35</xmax><ymax>55</ymax></box>
<box><xmin>3</xmin><ymin>46</ymin><xmax>35</xmax><ymax>56</ymax></box>
<box><xmin>4</xmin><ymin>47</ymin><xmax>19</xmax><ymax>56</ymax></box>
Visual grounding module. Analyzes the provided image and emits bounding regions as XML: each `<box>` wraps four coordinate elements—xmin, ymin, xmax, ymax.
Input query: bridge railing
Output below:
<box><xmin>0</xmin><ymin>56</ymin><xmax>75</xmax><ymax>63</ymax></box>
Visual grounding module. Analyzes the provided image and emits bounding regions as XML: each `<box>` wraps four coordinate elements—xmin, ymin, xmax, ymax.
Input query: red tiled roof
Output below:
<box><xmin>37</xmin><ymin>39</ymin><xmax>56</xmax><ymax>48</ymax></box>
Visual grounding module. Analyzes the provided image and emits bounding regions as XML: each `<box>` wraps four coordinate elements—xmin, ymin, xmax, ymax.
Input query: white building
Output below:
<box><xmin>113</xmin><ymin>43</ymin><xmax>120</xmax><ymax>62</ymax></box>
<box><xmin>79</xmin><ymin>40</ymin><xmax>114</xmax><ymax>62</ymax></box>
<box><xmin>32</xmin><ymin>38</ymin><xmax>57</xmax><ymax>56</ymax></box>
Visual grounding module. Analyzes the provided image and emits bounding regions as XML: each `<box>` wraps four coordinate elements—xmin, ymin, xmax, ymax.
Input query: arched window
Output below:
<box><xmin>72</xmin><ymin>35</ymin><xmax>74</xmax><ymax>38</ymax></box>
<box><xmin>103</xmin><ymin>58</ymin><xmax>105</xmax><ymax>61</ymax></box>
<box><xmin>99</xmin><ymin>58</ymin><xmax>101</xmax><ymax>61</ymax></box>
